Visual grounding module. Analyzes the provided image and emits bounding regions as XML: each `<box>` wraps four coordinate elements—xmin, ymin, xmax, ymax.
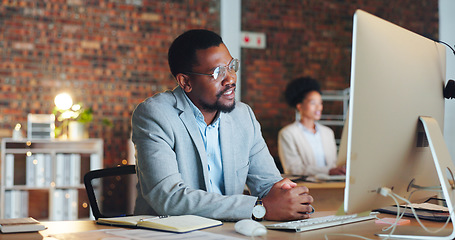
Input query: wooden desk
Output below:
<box><xmin>0</xmin><ymin>212</ymin><xmax>452</xmax><ymax>240</ymax></box>
<box><xmin>298</xmin><ymin>181</ymin><xmax>345</xmax><ymax>211</ymax></box>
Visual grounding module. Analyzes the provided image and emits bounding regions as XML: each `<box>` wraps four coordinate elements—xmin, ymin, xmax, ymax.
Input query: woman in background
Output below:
<box><xmin>278</xmin><ymin>77</ymin><xmax>346</xmax><ymax>176</ymax></box>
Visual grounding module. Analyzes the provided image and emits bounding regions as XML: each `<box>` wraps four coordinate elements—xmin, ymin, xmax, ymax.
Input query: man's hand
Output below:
<box><xmin>278</xmin><ymin>178</ymin><xmax>297</xmax><ymax>190</ymax></box>
<box><xmin>262</xmin><ymin>178</ymin><xmax>314</xmax><ymax>221</ymax></box>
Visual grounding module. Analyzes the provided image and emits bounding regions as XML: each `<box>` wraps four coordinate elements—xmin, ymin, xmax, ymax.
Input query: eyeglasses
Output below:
<box><xmin>185</xmin><ymin>58</ymin><xmax>239</xmax><ymax>81</ymax></box>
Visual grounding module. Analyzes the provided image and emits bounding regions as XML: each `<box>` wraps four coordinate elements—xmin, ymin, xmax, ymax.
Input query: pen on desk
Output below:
<box><xmin>139</xmin><ymin>216</ymin><xmax>169</xmax><ymax>222</ymax></box>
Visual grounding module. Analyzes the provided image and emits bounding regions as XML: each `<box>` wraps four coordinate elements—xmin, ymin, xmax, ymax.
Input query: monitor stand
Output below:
<box><xmin>377</xmin><ymin>116</ymin><xmax>455</xmax><ymax>239</ymax></box>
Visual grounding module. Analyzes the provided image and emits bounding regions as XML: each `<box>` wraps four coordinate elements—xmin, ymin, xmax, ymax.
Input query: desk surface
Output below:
<box><xmin>1</xmin><ymin>212</ymin><xmax>452</xmax><ymax>240</ymax></box>
<box><xmin>298</xmin><ymin>181</ymin><xmax>345</xmax><ymax>211</ymax></box>
<box><xmin>299</xmin><ymin>181</ymin><xmax>345</xmax><ymax>189</ymax></box>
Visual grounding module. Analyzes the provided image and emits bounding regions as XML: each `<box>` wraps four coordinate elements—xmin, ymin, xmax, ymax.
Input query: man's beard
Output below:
<box><xmin>200</xmin><ymin>85</ymin><xmax>236</xmax><ymax>113</ymax></box>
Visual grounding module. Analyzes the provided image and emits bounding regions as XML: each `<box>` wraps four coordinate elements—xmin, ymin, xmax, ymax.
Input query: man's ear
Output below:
<box><xmin>176</xmin><ymin>73</ymin><xmax>192</xmax><ymax>93</ymax></box>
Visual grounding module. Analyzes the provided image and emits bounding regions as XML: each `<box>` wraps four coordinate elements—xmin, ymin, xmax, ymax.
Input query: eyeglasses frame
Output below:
<box><xmin>185</xmin><ymin>58</ymin><xmax>239</xmax><ymax>81</ymax></box>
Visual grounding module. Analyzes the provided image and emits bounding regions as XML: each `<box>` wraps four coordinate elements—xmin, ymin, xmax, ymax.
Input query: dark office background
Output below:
<box><xmin>0</xmin><ymin>0</ymin><xmax>438</xmax><ymax>217</ymax></box>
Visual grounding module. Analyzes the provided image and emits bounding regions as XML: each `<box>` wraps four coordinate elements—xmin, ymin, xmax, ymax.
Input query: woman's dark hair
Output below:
<box><xmin>284</xmin><ymin>77</ymin><xmax>322</xmax><ymax>108</ymax></box>
<box><xmin>168</xmin><ymin>29</ymin><xmax>223</xmax><ymax>77</ymax></box>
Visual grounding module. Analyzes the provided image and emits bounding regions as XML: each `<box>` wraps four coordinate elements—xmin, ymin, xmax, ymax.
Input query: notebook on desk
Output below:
<box><xmin>97</xmin><ymin>215</ymin><xmax>222</xmax><ymax>233</ymax></box>
<box><xmin>0</xmin><ymin>217</ymin><xmax>46</xmax><ymax>233</ymax></box>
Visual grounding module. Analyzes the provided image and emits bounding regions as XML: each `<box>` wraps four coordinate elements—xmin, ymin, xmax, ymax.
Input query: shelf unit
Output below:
<box><xmin>319</xmin><ymin>88</ymin><xmax>350</xmax><ymax>127</ymax></box>
<box><xmin>0</xmin><ymin>138</ymin><xmax>103</xmax><ymax>220</ymax></box>
<box><xmin>320</xmin><ymin>88</ymin><xmax>349</xmax><ymax>146</ymax></box>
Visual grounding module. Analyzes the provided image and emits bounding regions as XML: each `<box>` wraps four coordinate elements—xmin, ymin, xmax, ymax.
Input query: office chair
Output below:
<box><xmin>84</xmin><ymin>165</ymin><xmax>137</xmax><ymax>220</ymax></box>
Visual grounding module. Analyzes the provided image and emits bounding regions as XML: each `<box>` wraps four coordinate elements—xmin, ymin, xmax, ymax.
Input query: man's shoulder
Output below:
<box><xmin>132</xmin><ymin>88</ymin><xmax>182</xmax><ymax>120</ymax></box>
<box><xmin>136</xmin><ymin>88</ymin><xmax>179</xmax><ymax>110</ymax></box>
<box><xmin>145</xmin><ymin>89</ymin><xmax>177</xmax><ymax>104</ymax></box>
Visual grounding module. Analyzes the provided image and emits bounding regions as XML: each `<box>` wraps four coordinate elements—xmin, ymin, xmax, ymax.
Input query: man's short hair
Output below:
<box><xmin>284</xmin><ymin>77</ymin><xmax>322</xmax><ymax>108</ymax></box>
<box><xmin>168</xmin><ymin>29</ymin><xmax>223</xmax><ymax>77</ymax></box>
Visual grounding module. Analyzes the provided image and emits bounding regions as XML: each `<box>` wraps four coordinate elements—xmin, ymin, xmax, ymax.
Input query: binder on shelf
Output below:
<box><xmin>61</xmin><ymin>190</ymin><xmax>69</xmax><ymax>220</ymax></box>
<box><xmin>20</xmin><ymin>191</ymin><xmax>29</xmax><ymax>218</ymax></box>
<box><xmin>63</xmin><ymin>154</ymin><xmax>71</xmax><ymax>186</ymax></box>
<box><xmin>4</xmin><ymin>191</ymin><xmax>12</xmax><ymax>219</ymax></box>
<box><xmin>70</xmin><ymin>154</ymin><xmax>81</xmax><ymax>185</ymax></box>
<box><xmin>55</xmin><ymin>154</ymin><xmax>65</xmax><ymax>186</ymax></box>
<box><xmin>68</xmin><ymin>189</ymin><xmax>78</xmax><ymax>220</ymax></box>
<box><xmin>35</xmin><ymin>154</ymin><xmax>45</xmax><ymax>187</ymax></box>
<box><xmin>12</xmin><ymin>191</ymin><xmax>21</xmax><ymax>218</ymax></box>
<box><xmin>55</xmin><ymin>189</ymin><xmax>78</xmax><ymax>221</ymax></box>
<box><xmin>4</xmin><ymin>190</ymin><xmax>28</xmax><ymax>219</ymax></box>
<box><xmin>52</xmin><ymin>189</ymin><xmax>64</xmax><ymax>221</ymax></box>
<box><xmin>90</xmin><ymin>153</ymin><xmax>101</xmax><ymax>170</ymax></box>
<box><xmin>44</xmin><ymin>154</ymin><xmax>52</xmax><ymax>186</ymax></box>
<box><xmin>26</xmin><ymin>154</ymin><xmax>36</xmax><ymax>187</ymax></box>
<box><xmin>5</xmin><ymin>154</ymin><xmax>14</xmax><ymax>187</ymax></box>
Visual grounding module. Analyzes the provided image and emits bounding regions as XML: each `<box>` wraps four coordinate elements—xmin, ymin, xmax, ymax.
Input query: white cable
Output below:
<box><xmin>409</xmin><ymin>183</ymin><xmax>443</xmax><ymax>192</ymax></box>
<box><xmin>379</xmin><ymin>189</ymin><xmax>402</xmax><ymax>237</ymax></box>
<box><xmin>378</xmin><ymin>187</ymin><xmax>452</xmax><ymax>237</ymax></box>
<box><xmin>390</xmin><ymin>190</ymin><xmax>452</xmax><ymax>234</ymax></box>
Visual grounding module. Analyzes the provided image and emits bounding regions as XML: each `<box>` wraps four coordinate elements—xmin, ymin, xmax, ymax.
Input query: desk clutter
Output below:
<box><xmin>49</xmin><ymin>228</ymin><xmax>243</xmax><ymax>240</ymax></box>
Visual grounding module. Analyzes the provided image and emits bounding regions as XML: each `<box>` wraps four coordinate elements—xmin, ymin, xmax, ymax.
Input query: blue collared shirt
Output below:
<box><xmin>184</xmin><ymin>94</ymin><xmax>225</xmax><ymax>194</ymax></box>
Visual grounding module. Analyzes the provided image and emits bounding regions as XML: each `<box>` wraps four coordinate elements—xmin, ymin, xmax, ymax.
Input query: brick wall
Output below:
<box><xmin>0</xmin><ymin>0</ymin><xmax>220</xmax><ymax>166</ymax></box>
<box><xmin>240</xmin><ymin>0</ymin><xmax>439</xmax><ymax>163</ymax></box>
<box><xmin>0</xmin><ymin>1</ymin><xmax>438</xmax><ymax>174</ymax></box>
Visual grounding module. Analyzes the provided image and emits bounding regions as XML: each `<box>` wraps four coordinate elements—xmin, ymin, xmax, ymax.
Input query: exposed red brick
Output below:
<box><xmin>0</xmin><ymin>0</ymin><xmax>438</xmax><ymax>174</ymax></box>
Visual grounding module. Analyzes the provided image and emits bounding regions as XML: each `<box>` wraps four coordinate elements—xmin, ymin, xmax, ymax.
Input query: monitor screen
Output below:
<box><xmin>343</xmin><ymin>9</ymin><xmax>447</xmax><ymax>215</ymax></box>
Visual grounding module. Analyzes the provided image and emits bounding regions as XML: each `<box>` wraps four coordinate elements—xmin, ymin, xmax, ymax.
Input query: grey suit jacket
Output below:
<box><xmin>132</xmin><ymin>87</ymin><xmax>282</xmax><ymax>220</ymax></box>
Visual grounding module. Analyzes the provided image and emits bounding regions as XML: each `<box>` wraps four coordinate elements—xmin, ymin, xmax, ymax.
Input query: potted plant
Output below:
<box><xmin>53</xmin><ymin>103</ymin><xmax>93</xmax><ymax>139</ymax></box>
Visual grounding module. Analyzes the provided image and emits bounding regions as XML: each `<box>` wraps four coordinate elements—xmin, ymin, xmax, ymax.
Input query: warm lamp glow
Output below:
<box><xmin>71</xmin><ymin>104</ymin><xmax>81</xmax><ymax>111</ymax></box>
<box><xmin>54</xmin><ymin>93</ymin><xmax>73</xmax><ymax>110</ymax></box>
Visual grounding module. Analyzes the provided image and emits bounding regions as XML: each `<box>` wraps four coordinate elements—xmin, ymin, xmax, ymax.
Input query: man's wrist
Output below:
<box><xmin>252</xmin><ymin>199</ymin><xmax>266</xmax><ymax>221</ymax></box>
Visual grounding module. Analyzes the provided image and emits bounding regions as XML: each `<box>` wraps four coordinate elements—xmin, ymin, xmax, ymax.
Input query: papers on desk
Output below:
<box><xmin>404</xmin><ymin>202</ymin><xmax>449</xmax><ymax>212</ymax></box>
<box><xmin>49</xmin><ymin>228</ymin><xmax>244</xmax><ymax>240</ymax></box>
<box><xmin>107</xmin><ymin>228</ymin><xmax>244</xmax><ymax>239</ymax></box>
<box><xmin>376</xmin><ymin>203</ymin><xmax>450</xmax><ymax>222</ymax></box>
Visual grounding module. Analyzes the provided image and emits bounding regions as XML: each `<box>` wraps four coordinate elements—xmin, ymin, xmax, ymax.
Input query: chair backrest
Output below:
<box><xmin>84</xmin><ymin>165</ymin><xmax>137</xmax><ymax>220</ymax></box>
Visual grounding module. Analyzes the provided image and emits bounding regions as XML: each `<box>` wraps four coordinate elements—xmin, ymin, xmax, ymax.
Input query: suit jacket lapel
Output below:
<box><xmin>173</xmin><ymin>87</ymin><xmax>210</xmax><ymax>190</ymax></box>
<box><xmin>220</xmin><ymin>112</ymin><xmax>235</xmax><ymax>195</ymax></box>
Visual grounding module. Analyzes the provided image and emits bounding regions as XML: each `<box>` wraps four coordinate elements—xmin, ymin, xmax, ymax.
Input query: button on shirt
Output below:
<box><xmin>299</xmin><ymin>122</ymin><xmax>327</xmax><ymax>167</ymax></box>
<box><xmin>184</xmin><ymin>94</ymin><xmax>225</xmax><ymax>194</ymax></box>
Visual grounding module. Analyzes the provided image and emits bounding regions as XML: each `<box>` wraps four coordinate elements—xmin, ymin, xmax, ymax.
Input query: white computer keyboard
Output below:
<box><xmin>266</xmin><ymin>212</ymin><xmax>378</xmax><ymax>232</ymax></box>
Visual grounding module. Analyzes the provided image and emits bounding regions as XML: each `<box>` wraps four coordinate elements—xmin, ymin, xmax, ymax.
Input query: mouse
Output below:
<box><xmin>234</xmin><ymin>219</ymin><xmax>267</xmax><ymax>237</ymax></box>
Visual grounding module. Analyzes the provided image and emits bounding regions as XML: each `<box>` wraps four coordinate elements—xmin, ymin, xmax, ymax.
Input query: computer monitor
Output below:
<box><xmin>342</xmin><ymin>10</ymin><xmax>455</xmax><ymax>239</ymax></box>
